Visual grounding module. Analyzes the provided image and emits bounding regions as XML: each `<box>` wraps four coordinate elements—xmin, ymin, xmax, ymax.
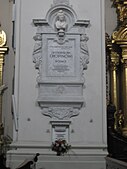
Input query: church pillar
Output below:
<box><xmin>6</xmin><ymin>0</ymin><xmax>107</xmax><ymax>168</ymax></box>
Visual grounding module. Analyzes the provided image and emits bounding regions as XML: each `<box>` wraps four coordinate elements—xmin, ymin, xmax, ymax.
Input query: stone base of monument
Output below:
<box><xmin>6</xmin><ymin>143</ymin><xmax>107</xmax><ymax>169</ymax></box>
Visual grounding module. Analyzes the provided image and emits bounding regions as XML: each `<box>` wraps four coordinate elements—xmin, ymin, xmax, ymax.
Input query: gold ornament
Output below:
<box><xmin>0</xmin><ymin>30</ymin><xmax>6</xmax><ymax>47</ymax></box>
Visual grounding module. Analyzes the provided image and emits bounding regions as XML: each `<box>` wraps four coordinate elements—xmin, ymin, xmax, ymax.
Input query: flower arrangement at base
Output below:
<box><xmin>51</xmin><ymin>139</ymin><xmax>71</xmax><ymax>156</ymax></box>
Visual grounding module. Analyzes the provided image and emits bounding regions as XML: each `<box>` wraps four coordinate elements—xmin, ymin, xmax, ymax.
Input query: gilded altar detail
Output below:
<box><xmin>112</xmin><ymin>0</ymin><xmax>127</xmax><ymax>23</ymax></box>
<box><xmin>0</xmin><ymin>24</ymin><xmax>8</xmax><ymax>151</ymax></box>
<box><xmin>108</xmin><ymin>0</ymin><xmax>127</xmax><ymax>136</ymax></box>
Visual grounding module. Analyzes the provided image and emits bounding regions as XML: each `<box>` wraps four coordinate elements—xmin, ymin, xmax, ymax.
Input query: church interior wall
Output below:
<box><xmin>0</xmin><ymin>1</ymin><xmax>119</xmax><ymax>169</ymax></box>
<box><xmin>0</xmin><ymin>0</ymin><xmax>117</xmax><ymax>145</ymax></box>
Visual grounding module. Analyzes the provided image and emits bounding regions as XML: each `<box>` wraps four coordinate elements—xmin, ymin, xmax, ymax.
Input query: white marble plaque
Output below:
<box><xmin>51</xmin><ymin>121</ymin><xmax>71</xmax><ymax>142</ymax></box>
<box><xmin>52</xmin><ymin>125</ymin><xmax>69</xmax><ymax>142</ymax></box>
<box><xmin>47</xmin><ymin>39</ymin><xmax>75</xmax><ymax>77</ymax></box>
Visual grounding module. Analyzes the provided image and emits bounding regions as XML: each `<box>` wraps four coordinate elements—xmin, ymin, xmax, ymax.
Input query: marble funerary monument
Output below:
<box><xmin>7</xmin><ymin>0</ymin><xmax>107</xmax><ymax>169</ymax></box>
<box><xmin>33</xmin><ymin>0</ymin><xmax>89</xmax><ymax>143</ymax></box>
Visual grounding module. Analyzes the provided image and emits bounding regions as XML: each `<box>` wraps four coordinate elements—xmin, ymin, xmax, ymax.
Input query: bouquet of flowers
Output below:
<box><xmin>51</xmin><ymin>139</ymin><xmax>71</xmax><ymax>156</ymax></box>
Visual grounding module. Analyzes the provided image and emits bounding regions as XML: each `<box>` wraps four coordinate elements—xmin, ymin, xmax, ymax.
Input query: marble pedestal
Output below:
<box><xmin>7</xmin><ymin>146</ymin><xmax>107</xmax><ymax>169</ymax></box>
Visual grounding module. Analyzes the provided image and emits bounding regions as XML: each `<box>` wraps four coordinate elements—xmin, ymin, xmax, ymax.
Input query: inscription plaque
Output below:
<box><xmin>53</xmin><ymin>126</ymin><xmax>68</xmax><ymax>142</ymax></box>
<box><xmin>47</xmin><ymin>39</ymin><xmax>75</xmax><ymax>77</ymax></box>
<box><xmin>51</xmin><ymin>121</ymin><xmax>71</xmax><ymax>142</ymax></box>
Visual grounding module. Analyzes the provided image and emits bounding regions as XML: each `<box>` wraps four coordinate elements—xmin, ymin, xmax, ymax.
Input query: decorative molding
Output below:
<box><xmin>110</xmin><ymin>51</ymin><xmax>119</xmax><ymax>71</ymax></box>
<box><xmin>42</xmin><ymin>107</ymin><xmax>80</xmax><ymax>120</ymax></box>
<box><xmin>53</xmin><ymin>0</ymin><xmax>70</xmax><ymax>6</ymax></box>
<box><xmin>0</xmin><ymin>30</ymin><xmax>6</xmax><ymax>47</ymax></box>
<box><xmin>112</xmin><ymin>27</ymin><xmax>127</xmax><ymax>44</ymax></box>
